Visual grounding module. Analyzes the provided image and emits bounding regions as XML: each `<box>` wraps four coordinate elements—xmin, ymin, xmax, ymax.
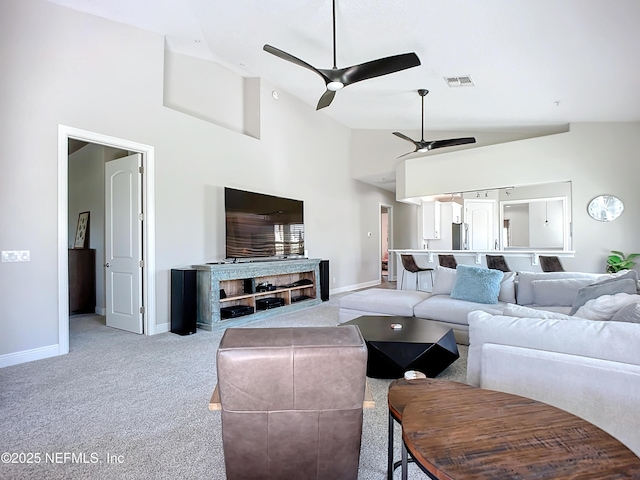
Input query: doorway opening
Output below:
<box><xmin>380</xmin><ymin>204</ymin><xmax>394</xmax><ymax>284</ymax></box>
<box><xmin>58</xmin><ymin>125</ymin><xmax>157</xmax><ymax>356</ymax></box>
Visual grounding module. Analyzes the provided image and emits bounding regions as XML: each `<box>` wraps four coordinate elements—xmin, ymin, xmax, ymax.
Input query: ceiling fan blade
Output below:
<box><xmin>316</xmin><ymin>90</ymin><xmax>336</xmax><ymax>110</ymax></box>
<box><xmin>397</xmin><ymin>149</ymin><xmax>418</xmax><ymax>159</ymax></box>
<box><xmin>392</xmin><ymin>131</ymin><xmax>418</xmax><ymax>145</ymax></box>
<box><xmin>429</xmin><ymin>137</ymin><xmax>477</xmax><ymax>150</ymax></box>
<box><xmin>263</xmin><ymin>44</ymin><xmax>329</xmax><ymax>82</ymax></box>
<box><xmin>334</xmin><ymin>52</ymin><xmax>421</xmax><ymax>86</ymax></box>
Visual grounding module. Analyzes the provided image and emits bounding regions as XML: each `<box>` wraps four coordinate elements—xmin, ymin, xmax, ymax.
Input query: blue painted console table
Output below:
<box><xmin>193</xmin><ymin>259</ymin><xmax>322</xmax><ymax>330</ymax></box>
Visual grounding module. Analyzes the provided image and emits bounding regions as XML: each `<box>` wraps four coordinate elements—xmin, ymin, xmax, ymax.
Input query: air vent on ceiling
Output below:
<box><xmin>444</xmin><ymin>75</ymin><xmax>474</xmax><ymax>87</ymax></box>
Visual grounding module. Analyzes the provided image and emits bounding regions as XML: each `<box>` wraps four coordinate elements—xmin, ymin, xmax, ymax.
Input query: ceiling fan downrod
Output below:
<box><xmin>327</xmin><ymin>0</ymin><xmax>344</xmax><ymax>91</ymax></box>
<box><xmin>419</xmin><ymin>89</ymin><xmax>429</xmax><ymax>142</ymax></box>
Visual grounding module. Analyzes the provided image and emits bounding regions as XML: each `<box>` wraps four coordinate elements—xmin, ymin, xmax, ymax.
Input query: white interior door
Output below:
<box><xmin>465</xmin><ymin>200</ymin><xmax>496</xmax><ymax>250</ymax></box>
<box><xmin>105</xmin><ymin>154</ymin><xmax>143</xmax><ymax>333</ymax></box>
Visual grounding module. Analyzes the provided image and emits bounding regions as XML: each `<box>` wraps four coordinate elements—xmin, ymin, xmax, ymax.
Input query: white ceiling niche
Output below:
<box><xmin>163</xmin><ymin>51</ymin><xmax>261</xmax><ymax>139</ymax></box>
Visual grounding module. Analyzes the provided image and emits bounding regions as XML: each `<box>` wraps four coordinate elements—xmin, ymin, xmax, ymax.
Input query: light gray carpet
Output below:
<box><xmin>0</xmin><ymin>294</ymin><xmax>467</xmax><ymax>479</ymax></box>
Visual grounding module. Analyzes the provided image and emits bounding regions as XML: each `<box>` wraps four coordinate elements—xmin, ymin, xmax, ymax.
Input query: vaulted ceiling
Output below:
<box><xmin>47</xmin><ymin>0</ymin><xmax>640</xmax><ymax>135</ymax></box>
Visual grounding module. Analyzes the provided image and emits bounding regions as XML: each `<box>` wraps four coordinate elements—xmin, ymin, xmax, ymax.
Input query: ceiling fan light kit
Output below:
<box><xmin>263</xmin><ymin>0</ymin><xmax>421</xmax><ymax>110</ymax></box>
<box><xmin>393</xmin><ymin>89</ymin><xmax>476</xmax><ymax>158</ymax></box>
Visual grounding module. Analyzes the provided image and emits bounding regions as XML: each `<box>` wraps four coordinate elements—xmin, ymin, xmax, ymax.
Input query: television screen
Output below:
<box><xmin>225</xmin><ymin>187</ymin><xmax>304</xmax><ymax>260</ymax></box>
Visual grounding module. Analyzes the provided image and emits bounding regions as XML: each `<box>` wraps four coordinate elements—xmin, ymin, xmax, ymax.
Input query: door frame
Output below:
<box><xmin>379</xmin><ymin>203</ymin><xmax>395</xmax><ymax>282</ymax></box>
<box><xmin>57</xmin><ymin>125</ymin><xmax>157</xmax><ymax>355</ymax></box>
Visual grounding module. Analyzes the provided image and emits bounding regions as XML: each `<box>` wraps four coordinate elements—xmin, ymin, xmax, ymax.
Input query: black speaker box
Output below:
<box><xmin>171</xmin><ymin>268</ymin><xmax>197</xmax><ymax>335</ymax></box>
<box><xmin>243</xmin><ymin>278</ymin><xmax>255</xmax><ymax>294</ymax></box>
<box><xmin>319</xmin><ymin>260</ymin><xmax>330</xmax><ymax>301</ymax></box>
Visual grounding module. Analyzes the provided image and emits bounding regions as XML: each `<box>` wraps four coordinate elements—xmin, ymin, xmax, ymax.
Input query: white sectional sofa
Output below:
<box><xmin>467</xmin><ymin>309</ymin><xmax>640</xmax><ymax>456</ymax></box>
<box><xmin>339</xmin><ymin>267</ymin><xmax>612</xmax><ymax>344</ymax></box>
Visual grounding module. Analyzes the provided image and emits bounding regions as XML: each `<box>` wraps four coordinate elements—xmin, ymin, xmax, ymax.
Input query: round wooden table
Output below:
<box><xmin>387</xmin><ymin>378</ymin><xmax>474</xmax><ymax>480</ymax></box>
<box><xmin>401</xmin><ymin>381</ymin><xmax>640</xmax><ymax>479</ymax></box>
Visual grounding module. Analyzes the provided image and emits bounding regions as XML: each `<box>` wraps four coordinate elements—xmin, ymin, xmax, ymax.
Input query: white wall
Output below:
<box><xmin>0</xmin><ymin>0</ymin><xmax>414</xmax><ymax>361</ymax></box>
<box><xmin>504</xmin><ymin>205</ymin><xmax>530</xmax><ymax>247</ymax></box>
<box><xmin>350</xmin><ymin>127</ymin><xmax>567</xmax><ymax>182</ymax></box>
<box><xmin>528</xmin><ymin>200</ymin><xmax>563</xmax><ymax>248</ymax></box>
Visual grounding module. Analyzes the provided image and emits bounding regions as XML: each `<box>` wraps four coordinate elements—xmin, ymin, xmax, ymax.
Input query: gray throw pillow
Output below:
<box><xmin>611</xmin><ymin>302</ymin><xmax>640</xmax><ymax>323</ymax></box>
<box><xmin>569</xmin><ymin>278</ymin><xmax>638</xmax><ymax>315</ymax></box>
<box><xmin>530</xmin><ymin>278</ymin><xmax>594</xmax><ymax>307</ymax></box>
<box><xmin>595</xmin><ymin>269</ymin><xmax>639</xmax><ymax>284</ymax></box>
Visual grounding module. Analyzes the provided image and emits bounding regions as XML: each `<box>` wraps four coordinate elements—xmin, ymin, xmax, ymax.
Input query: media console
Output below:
<box><xmin>193</xmin><ymin>259</ymin><xmax>322</xmax><ymax>330</ymax></box>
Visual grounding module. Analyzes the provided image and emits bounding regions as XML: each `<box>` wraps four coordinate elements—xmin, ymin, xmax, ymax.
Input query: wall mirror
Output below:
<box><xmin>587</xmin><ymin>195</ymin><xmax>624</xmax><ymax>222</ymax></box>
<box><xmin>501</xmin><ymin>197</ymin><xmax>567</xmax><ymax>250</ymax></box>
<box><xmin>421</xmin><ymin>181</ymin><xmax>572</xmax><ymax>251</ymax></box>
<box><xmin>497</xmin><ymin>181</ymin><xmax>571</xmax><ymax>251</ymax></box>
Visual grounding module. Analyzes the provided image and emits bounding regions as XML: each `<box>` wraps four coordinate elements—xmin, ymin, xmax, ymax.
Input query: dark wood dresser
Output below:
<box><xmin>68</xmin><ymin>248</ymin><xmax>96</xmax><ymax>314</ymax></box>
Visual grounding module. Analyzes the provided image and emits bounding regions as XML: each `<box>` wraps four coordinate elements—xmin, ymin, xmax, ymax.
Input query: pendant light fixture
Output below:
<box><xmin>544</xmin><ymin>202</ymin><xmax>550</xmax><ymax>227</ymax></box>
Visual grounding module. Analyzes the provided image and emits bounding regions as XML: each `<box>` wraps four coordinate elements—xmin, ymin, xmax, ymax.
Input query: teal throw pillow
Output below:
<box><xmin>451</xmin><ymin>265</ymin><xmax>504</xmax><ymax>304</ymax></box>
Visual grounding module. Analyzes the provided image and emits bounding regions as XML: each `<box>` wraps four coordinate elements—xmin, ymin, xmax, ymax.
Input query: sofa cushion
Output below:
<box><xmin>612</xmin><ymin>302</ymin><xmax>640</xmax><ymax>323</ymax></box>
<box><xmin>595</xmin><ymin>269</ymin><xmax>639</xmax><ymax>284</ymax></box>
<box><xmin>431</xmin><ymin>266</ymin><xmax>457</xmax><ymax>295</ymax></box>
<box><xmin>502</xmin><ymin>303</ymin><xmax>580</xmax><ymax>320</ymax></box>
<box><xmin>530</xmin><ymin>277</ymin><xmax>594</xmax><ymax>307</ymax></box>
<box><xmin>516</xmin><ymin>271</ymin><xmax>601</xmax><ymax>305</ymax></box>
<box><xmin>414</xmin><ymin>294</ymin><xmax>505</xmax><ymax>326</ymax></box>
<box><xmin>433</xmin><ymin>266</ymin><xmax>515</xmax><ymax>303</ymax></box>
<box><xmin>338</xmin><ymin>288</ymin><xmax>430</xmax><ymax>317</ymax></box>
<box><xmin>451</xmin><ymin>265</ymin><xmax>503</xmax><ymax>304</ymax></box>
<box><xmin>569</xmin><ymin>278</ymin><xmax>638</xmax><ymax>315</ymax></box>
<box><xmin>498</xmin><ymin>272</ymin><xmax>517</xmax><ymax>304</ymax></box>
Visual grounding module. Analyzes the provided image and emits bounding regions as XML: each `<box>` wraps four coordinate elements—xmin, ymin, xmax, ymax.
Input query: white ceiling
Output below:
<box><xmin>46</xmin><ymin>0</ymin><xmax>640</xmax><ymax>133</ymax></box>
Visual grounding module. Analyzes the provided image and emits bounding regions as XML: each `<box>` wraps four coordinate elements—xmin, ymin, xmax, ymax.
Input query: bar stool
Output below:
<box><xmin>540</xmin><ymin>255</ymin><xmax>565</xmax><ymax>272</ymax></box>
<box><xmin>486</xmin><ymin>254</ymin><xmax>511</xmax><ymax>272</ymax></box>
<box><xmin>400</xmin><ymin>254</ymin><xmax>434</xmax><ymax>291</ymax></box>
<box><xmin>387</xmin><ymin>378</ymin><xmax>474</xmax><ymax>480</ymax></box>
<box><xmin>438</xmin><ymin>254</ymin><xmax>457</xmax><ymax>269</ymax></box>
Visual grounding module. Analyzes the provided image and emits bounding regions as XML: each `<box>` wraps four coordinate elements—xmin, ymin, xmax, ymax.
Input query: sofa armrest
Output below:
<box><xmin>466</xmin><ymin>310</ymin><xmax>640</xmax><ymax>386</ymax></box>
<box><xmin>479</xmin><ymin>343</ymin><xmax>640</xmax><ymax>456</ymax></box>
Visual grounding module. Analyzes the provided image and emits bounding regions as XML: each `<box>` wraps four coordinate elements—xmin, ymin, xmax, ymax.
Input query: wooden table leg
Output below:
<box><xmin>388</xmin><ymin>413</ymin><xmax>394</xmax><ymax>480</ymax></box>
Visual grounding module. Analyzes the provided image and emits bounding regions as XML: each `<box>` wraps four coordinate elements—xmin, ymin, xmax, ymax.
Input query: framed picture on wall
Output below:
<box><xmin>74</xmin><ymin>211</ymin><xmax>90</xmax><ymax>249</ymax></box>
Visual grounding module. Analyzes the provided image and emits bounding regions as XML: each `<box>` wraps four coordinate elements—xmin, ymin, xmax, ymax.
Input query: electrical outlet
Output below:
<box><xmin>19</xmin><ymin>251</ymin><xmax>30</xmax><ymax>262</ymax></box>
<box><xmin>1</xmin><ymin>251</ymin><xmax>10</xmax><ymax>262</ymax></box>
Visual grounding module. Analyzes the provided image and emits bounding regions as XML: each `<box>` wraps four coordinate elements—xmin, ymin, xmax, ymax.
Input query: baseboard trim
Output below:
<box><xmin>0</xmin><ymin>344</ymin><xmax>61</xmax><ymax>368</ymax></box>
<box><xmin>154</xmin><ymin>323</ymin><xmax>170</xmax><ymax>334</ymax></box>
<box><xmin>330</xmin><ymin>279</ymin><xmax>379</xmax><ymax>295</ymax></box>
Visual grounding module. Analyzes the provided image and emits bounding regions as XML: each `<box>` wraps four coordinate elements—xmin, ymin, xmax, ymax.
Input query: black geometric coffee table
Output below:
<box><xmin>341</xmin><ymin>316</ymin><xmax>459</xmax><ymax>379</ymax></box>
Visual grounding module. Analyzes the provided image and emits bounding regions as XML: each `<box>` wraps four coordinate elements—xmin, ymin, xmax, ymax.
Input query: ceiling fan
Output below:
<box><xmin>393</xmin><ymin>89</ymin><xmax>476</xmax><ymax>158</ymax></box>
<box><xmin>263</xmin><ymin>0</ymin><xmax>421</xmax><ymax>110</ymax></box>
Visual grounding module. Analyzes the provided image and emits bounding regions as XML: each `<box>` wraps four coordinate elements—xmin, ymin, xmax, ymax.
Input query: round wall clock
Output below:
<box><xmin>587</xmin><ymin>195</ymin><xmax>624</xmax><ymax>222</ymax></box>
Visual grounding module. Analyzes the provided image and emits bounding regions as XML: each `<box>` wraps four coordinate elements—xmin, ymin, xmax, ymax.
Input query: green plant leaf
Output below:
<box><xmin>611</xmin><ymin>250</ymin><xmax>625</xmax><ymax>257</ymax></box>
<box><xmin>607</xmin><ymin>255</ymin><xmax>623</xmax><ymax>264</ymax></box>
<box><xmin>625</xmin><ymin>253</ymin><xmax>640</xmax><ymax>260</ymax></box>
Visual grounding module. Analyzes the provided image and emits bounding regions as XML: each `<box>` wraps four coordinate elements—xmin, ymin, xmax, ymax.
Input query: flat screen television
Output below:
<box><xmin>224</xmin><ymin>187</ymin><xmax>305</xmax><ymax>260</ymax></box>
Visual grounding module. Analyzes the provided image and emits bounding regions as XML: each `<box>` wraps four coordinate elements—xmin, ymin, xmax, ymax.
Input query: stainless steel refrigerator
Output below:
<box><xmin>452</xmin><ymin>223</ymin><xmax>469</xmax><ymax>250</ymax></box>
